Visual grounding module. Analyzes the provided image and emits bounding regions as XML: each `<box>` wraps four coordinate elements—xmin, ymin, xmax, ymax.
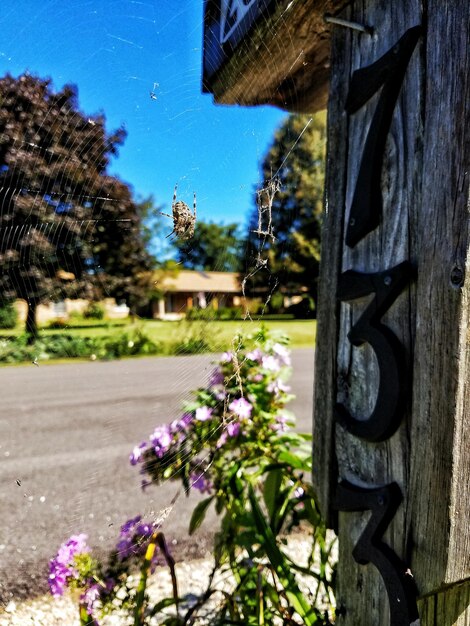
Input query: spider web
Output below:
<box><xmin>0</xmin><ymin>0</ymin><xmax>316</xmax><ymax>611</ymax></box>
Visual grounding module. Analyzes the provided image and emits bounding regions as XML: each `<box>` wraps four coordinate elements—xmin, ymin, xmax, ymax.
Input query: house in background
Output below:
<box><xmin>14</xmin><ymin>298</ymin><xmax>129</xmax><ymax>326</ymax></box>
<box><xmin>152</xmin><ymin>270</ymin><xmax>242</xmax><ymax>320</ymax></box>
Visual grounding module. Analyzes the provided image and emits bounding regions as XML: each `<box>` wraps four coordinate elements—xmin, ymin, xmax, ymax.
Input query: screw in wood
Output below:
<box><xmin>324</xmin><ymin>14</ymin><xmax>374</xmax><ymax>36</ymax></box>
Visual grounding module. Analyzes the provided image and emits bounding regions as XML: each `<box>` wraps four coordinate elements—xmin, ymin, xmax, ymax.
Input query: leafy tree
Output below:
<box><xmin>243</xmin><ymin>112</ymin><xmax>326</xmax><ymax>314</ymax></box>
<box><xmin>0</xmin><ymin>73</ymin><xmax>154</xmax><ymax>339</ymax></box>
<box><xmin>172</xmin><ymin>220</ymin><xmax>242</xmax><ymax>272</ymax></box>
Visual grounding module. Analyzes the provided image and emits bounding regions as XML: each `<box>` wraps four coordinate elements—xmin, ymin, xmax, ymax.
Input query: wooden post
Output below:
<box><xmin>313</xmin><ymin>2</ymin><xmax>470</xmax><ymax>625</ymax></box>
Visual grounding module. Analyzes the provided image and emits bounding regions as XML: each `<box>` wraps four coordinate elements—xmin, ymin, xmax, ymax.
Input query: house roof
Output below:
<box><xmin>158</xmin><ymin>270</ymin><xmax>241</xmax><ymax>294</ymax></box>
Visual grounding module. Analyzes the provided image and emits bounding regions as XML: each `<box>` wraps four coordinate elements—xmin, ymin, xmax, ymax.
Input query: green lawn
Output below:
<box><xmin>0</xmin><ymin>319</ymin><xmax>316</xmax><ymax>351</ymax></box>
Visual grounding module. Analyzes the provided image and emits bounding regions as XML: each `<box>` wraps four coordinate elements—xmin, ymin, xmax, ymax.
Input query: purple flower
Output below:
<box><xmin>216</xmin><ymin>431</ymin><xmax>228</xmax><ymax>448</ymax></box>
<box><xmin>271</xmin><ymin>413</ymin><xmax>290</xmax><ymax>432</ymax></box>
<box><xmin>150</xmin><ymin>425</ymin><xmax>172</xmax><ymax>457</ymax></box>
<box><xmin>195</xmin><ymin>406</ymin><xmax>213</xmax><ymax>421</ymax></box>
<box><xmin>267</xmin><ymin>379</ymin><xmax>291</xmax><ymax>396</ymax></box>
<box><xmin>227</xmin><ymin>421</ymin><xmax>241</xmax><ymax>437</ymax></box>
<box><xmin>191</xmin><ymin>471</ymin><xmax>213</xmax><ymax>494</ymax></box>
<box><xmin>220</xmin><ymin>351</ymin><xmax>233</xmax><ymax>363</ymax></box>
<box><xmin>272</xmin><ymin>343</ymin><xmax>291</xmax><ymax>366</ymax></box>
<box><xmin>81</xmin><ymin>584</ymin><xmax>100</xmax><ymax>615</ymax></box>
<box><xmin>169</xmin><ymin>413</ymin><xmax>193</xmax><ymax>441</ymax></box>
<box><xmin>120</xmin><ymin>515</ymin><xmax>142</xmax><ymax>535</ymax></box>
<box><xmin>170</xmin><ymin>413</ymin><xmax>193</xmax><ymax>436</ymax></box>
<box><xmin>262</xmin><ymin>355</ymin><xmax>281</xmax><ymax>372</ymax></box>
<box><xmin>116</xmin><ymin>516</ymin><xmax>157</xmax><ymax>563</ymax></box>
<box><xmin>294</xmin><ymin>486</ymin><xmax>305</xmax><ymax>498</ymax></box>
<box><xmin>246</xmin><ymin>348</ymin><xmax>263</xmax><ymax>362</ymax></box>
<box><xmin>180</xmin><ymin>412</ymin><xmax>193</xmax><ymax>428</ymax></box>
<box><xmin>48</xmin><ymin>534</ymin><xmax>90</xmax><ymax>597</ymax></box>
<box><xmin>48</xmin><ymin>566</ymin><xmax>67</xmax><ymax>597</ymax></box>
<box><xmin>209</xmin><ymin>366</ymin><xmax>224</xmax><ymax>386</ymax></box>
<box><xmin>212</xmin><ymin>385</ymin><xmax>226</xmax><ymax>401</ymax></box>
<box><xmin>129</xmin><ymin>441</ymin><xmax>146</xmax><ymax>466</ymax></box>
<box><xmin>229</xmin><ymin>397</ymin><xmax>253</xmax><ymax>420</ymax></box>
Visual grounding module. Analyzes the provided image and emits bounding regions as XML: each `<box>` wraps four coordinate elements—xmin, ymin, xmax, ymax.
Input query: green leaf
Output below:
<box><xmin>189</xmin><ymin>496</ymin><xmax>214</xmax><ymax>535</ymax></box>
<box><xmin>278</xmin><ymin>450</ymin><xmax>308</xmax><ymax>470</ymax></box>
<box><xmin>248</xmin><ymin>485</ymin><xmax>318</xmax><ymax>626</ymax></box>
<box><xmin>263</xmin><ymin>469</ymin><xmax>283</xmax><ymax>524</ymax></box>
<box><xmin>147</xmin><ymin>596</ymin><xmax>179</xmax><ymax>618</ymax></box>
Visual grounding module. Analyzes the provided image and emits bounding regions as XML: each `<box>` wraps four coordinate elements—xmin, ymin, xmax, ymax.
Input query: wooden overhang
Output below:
<box><xmin>202</xmin><ymin>0</ymin><xmax>350</xmax><ymax>113</ymax></box>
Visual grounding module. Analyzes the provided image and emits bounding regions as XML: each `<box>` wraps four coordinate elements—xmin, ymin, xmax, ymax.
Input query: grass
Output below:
<box><xmin>74</xmin><ymin>319</ymin><xmax>314</xmax><ymax>349</ymax></box>
<box><xmin>0</xmin><ymin>319</ymin><xmax>316</xmax><ymax>357</ymax></box>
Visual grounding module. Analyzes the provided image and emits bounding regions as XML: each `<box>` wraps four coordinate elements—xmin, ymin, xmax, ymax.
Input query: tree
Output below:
<box><xmin>172</xmin><ymin>220</ymin><xmax>242</xmax><ymax>272</ymax></box>
<box><xmin>243</xmin><ymin>112</ymin><xmax>326</xmax><ymax>314</ymax></box>
<box><xmin>0</xmin><ymin>73</ymin><xmax>154</xmax><ymax>339</ymax></box>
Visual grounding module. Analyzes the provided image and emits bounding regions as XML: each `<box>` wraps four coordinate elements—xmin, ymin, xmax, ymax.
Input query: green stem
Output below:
<box><xmin>79</xmin><ymin>603</ymin><xmax>98</xmax><ymax>626</ymax></box>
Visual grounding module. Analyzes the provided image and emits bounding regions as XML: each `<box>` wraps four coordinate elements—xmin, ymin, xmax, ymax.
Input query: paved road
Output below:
<box><xmin>0</xmin><ymin>349</ymin><xmax>315</xmax><ymax>602</ymax></box>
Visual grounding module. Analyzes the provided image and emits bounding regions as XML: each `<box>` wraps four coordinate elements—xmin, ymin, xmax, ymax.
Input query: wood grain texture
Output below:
<box><xmin>311</xmin><ymin>4</ymin><xmax>351</xmax><ymax>527</ymax></box>
<box><xmin>408</xmin><ymin>0</ymin><xmax>470</xmax><ymax>591</ymax></box>
<box><xmin>418</xmin><ymin>581</ymin><xmax>470</xmax><ymax>626</ymax></box>
<box><xmin>313</xmin><ymin>0</ymin><xmax>470</xmax><ymax>623</ymax></box>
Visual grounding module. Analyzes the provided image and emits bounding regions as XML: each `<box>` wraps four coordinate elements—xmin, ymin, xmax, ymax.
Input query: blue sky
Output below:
<box><xmin>0</xmin><ymin>0</ymin><xmax>286</xmax><ymax>235</ymax></box>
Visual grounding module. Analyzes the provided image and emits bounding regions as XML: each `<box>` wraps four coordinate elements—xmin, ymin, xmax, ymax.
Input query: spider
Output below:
<box><xmin>161</xmin><ymin>184</ymin><xmax>196</xmax><ymax>239</ymax></box>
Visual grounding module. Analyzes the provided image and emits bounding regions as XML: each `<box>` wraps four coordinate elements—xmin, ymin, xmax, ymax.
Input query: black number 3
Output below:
<box><xmin>335</xmin><ymin>481</ymin><xmax>419</xmax><ymax>625</ymax></box>
<box><xmin>335</xmin><ymin>261</ymin><xmax>413</xmax><ymax>442</ymax></box>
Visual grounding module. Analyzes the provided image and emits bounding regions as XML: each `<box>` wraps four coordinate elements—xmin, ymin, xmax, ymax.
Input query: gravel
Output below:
<box><xmin>0</xmin><ymin>535</ymin><xmax>336</xmax><ymax>626</ymax></box>
<box><xmin>0</xmin><ymin>555</ymin><xmax>224</xmax><ymax>626</ymax></box>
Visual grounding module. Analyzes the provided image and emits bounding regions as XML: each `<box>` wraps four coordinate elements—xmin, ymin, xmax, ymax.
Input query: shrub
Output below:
<box><xmin>0</xmin><ymin>329</ymin><xmax>160</xmax><ymax>363</ymax></box>
<box><xmin>169</xmin><ymin>321</ymin><xmax>214</xmax><ymax>355</ymax></box>
<box><xmin>83</xmin><ymin>302</ymin><xmax>105</xmax><ymax>320</ymax></box>
<box><xmin>39</xmin><ymin>335</ymin><xmax>97</xmax><ymax>358</ymax></box>
<box><xmin>0</xmin><ymin>337</ymin><xmax>33</xmax><ymax>363</ymax></box>
<box><xmin>0</xmin><ymin>303</ymin><xmax>18</xmax><ymax>329</ymax></box>
<box><xmin>185</xmin><ymin>307</ymin><xmax>214</xmax><ymax>321</ymax></box>
<box><xmin>46</xmin><ymin>318</ymin><xmax>69</xmax><ymax>329</ymax></box>
<box><xmin>217</xmin><ymin>306</ymin><xmax>243</xmax><ymax>320</ymax></box>
<box><xmin>185</xmin><ymin>306</ymin><xmax>244</xmax><ymax>321</ymax></box>
<box><xmin>268</xmin><ymin>290</ymin><xmax>284</xmax><ymax>312</ymax></box>
<box><xmin>100</xmin><ymin>328</ymin><xmax>160</xmax><ymax>359</ymax></box>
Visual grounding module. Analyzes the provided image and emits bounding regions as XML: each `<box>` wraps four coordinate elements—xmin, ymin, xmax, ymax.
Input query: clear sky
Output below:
<box><xmin>0</xmin><ymin>0</ymin><xmax>287</xmax><ymax>232</ymax></box>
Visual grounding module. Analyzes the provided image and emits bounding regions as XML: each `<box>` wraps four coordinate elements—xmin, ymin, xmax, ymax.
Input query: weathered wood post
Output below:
<box><xmin>313</xmin><ymin>3</ymin><xmax>470</xmax><ymax>624</ymax></box>
<box><xmin>203</xmin><ymin>1</ymin><xmax>470</xmax><ymax>623</ymax></box>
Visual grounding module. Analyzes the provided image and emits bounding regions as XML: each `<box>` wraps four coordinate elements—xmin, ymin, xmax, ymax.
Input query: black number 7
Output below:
<box><xmin>345</xmin><ymin>26</ymin><xmax>421</xmax><ymax>248</ymax></box>
<box><xmin>335</xmin><ymin>261</ymin><xmax>413</xmax><ymax>442</ymax></box>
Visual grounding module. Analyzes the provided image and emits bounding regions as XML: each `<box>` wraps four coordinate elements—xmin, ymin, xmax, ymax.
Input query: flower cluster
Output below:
<box><xmin>49</xmin><ymin>515</ymin><xmax>161</xmax><ymax>623</ymax></box>
<box><xmin>130</xmin><ymin>331</ymin><xmax>295</xmax><ymax>496</ymax></box>
<box><xmin>48</xmin><ymin>534</ymin><xmax>92</xmax><ymax>597</ymax></box>
<box><xmin>115</xmin><ymin>514</ymin><xmax>158</xmax><ymax>567</ymax></box>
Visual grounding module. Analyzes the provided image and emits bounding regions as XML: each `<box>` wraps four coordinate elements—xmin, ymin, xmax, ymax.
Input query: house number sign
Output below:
<box><xmin>333</xmin><ymin>26</ymin><xmax>421</xmax><ymax>625</ymax></box>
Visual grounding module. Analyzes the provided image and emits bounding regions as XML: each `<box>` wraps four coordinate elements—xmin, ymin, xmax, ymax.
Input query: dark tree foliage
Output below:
<box><xmin>0</xmin><ymin>73</ymin><xmax>153</xmax><ymax>338</ymax></box>
<box><xmin>173</xmin><ymin>220</ymin><xmax>242</xmax><ymax>272</ymax></box>
<box><xmin>243</xmin><ymin>112</ymin><xmax>326</xmax><ymax>314</ymax></box>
